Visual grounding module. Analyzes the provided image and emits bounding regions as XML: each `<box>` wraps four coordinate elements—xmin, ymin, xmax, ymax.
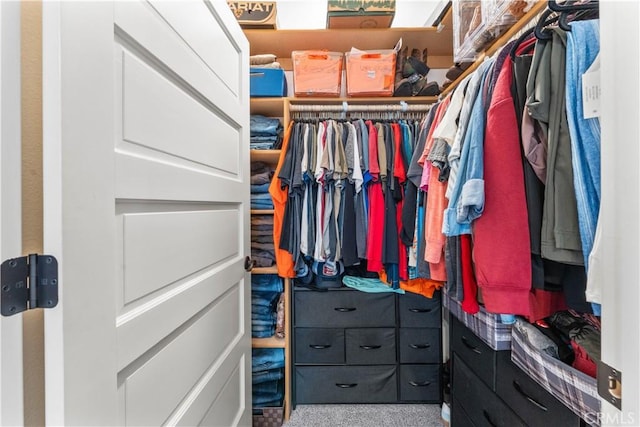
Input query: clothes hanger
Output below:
<box><xmin>533</xmin><ymin>8</ymin><xmax>558</xmax><ymax>41</ymax></box>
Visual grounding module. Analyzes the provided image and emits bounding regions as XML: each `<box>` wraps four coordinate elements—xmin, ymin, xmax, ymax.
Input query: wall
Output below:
<box><xmin>21</xmin><ymin>1</ymin><xmax>45</xmax><ymax>426</ymax></box>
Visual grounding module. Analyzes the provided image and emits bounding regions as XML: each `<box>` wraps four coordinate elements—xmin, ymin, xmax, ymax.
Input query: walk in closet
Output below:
<box><xmin>6</xmin><ymin>0</ymin><xmax>637</xmax><ymax>426</ymax></box>
<box><xmin>244</xmin><ymin>1</ymin><xmax>619</xmax><ymax>426</ymax></box>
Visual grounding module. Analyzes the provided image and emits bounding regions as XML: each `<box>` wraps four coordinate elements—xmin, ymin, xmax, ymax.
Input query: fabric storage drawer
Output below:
<box><xmin>452</xmin><ymin>398</ymin><xmax>477</xmax><ymax>427</ymax></box>
<box><xmin>346</xmin><ymin>328</ymin><xmax>395</xmax><ymax>365</ymax></box>
<box><xmin>398</xmin><ymin>291</ymin><xmax>441</xmax><ymax>327</ymax></box>
<box><xmin>398</xmin><ymin>364</ymin><xmax>440</xmax><ymax>402</ymax></box>
<box><xmin>511</xmin><ymin>319</ymin><xmax>600</xmax><ymax>425</ymax></box>
<box><xmin>451</xmin><ymin>315</ymin><xmax>499</xmax><ymax>390</ymax></box>
<box><xmin>294</xmin><ymin>290</ymin><xmax>395</xmax><ymax>328</ymax></box>
<box><xmin>399</xmin><ymin>328</ymin><xmax>440</xmax><ymax>363</ymax></box>
<box><xmin>453</xmin><ymin>354</ymin><xmax>526</xmax><ymax>427</ymax></box>
<box><xmin>295</xmin><ymin>365</ymin><xmax>397</xmax><ymax>403</ymax></box>
<box><xmin>496</xmin><ymin>351</ymin><xmax>581</xmax><ymax>427</ymax></box>
<box><xmin>444</xmin><ymin>291</ymin><xmax>512</xmax><ymax>350</ymax></box>
<box><xmin>250</xmin><ymin>68</ymin><xmax>287</xmax><ymax>97</ymax></box>
<box><xmin>295</xmin><ymin>328</ymin><xmax>345</xmax><ymax>364</ymax></box>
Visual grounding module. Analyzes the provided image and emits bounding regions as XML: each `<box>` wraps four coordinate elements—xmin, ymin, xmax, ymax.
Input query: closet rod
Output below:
<box><xmin>289</xmin><ymin>101</ymin><xmax>432</xmax><ymax>113</ymax></box>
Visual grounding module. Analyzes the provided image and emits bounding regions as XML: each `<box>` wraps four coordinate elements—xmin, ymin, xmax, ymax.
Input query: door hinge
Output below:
<box><xmin>598</xmin><ymin>360</ymin><xmax>622</xmax><ymax>409</ymax></box>
<box><xmin>1</xmin><ymin>254</ymin><xmax>58</xmax><ymax>316</ymax></box>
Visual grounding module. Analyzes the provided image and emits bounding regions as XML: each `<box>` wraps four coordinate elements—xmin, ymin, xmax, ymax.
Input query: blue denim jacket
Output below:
<box><xmin>442</xmin><ymin>59</ymin><xmax>495</xmax><ymax>236</ymax></box>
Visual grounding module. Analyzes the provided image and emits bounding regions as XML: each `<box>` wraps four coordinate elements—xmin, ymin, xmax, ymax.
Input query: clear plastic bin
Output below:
<box><xmin>452</xmin><ymin>0</ymin><xmax>525</xmax><ymax>63</ymax></box>
<box><xmin>292</xmin><ymin>51</ymin><xmax>343</xmax><ymax>97</ymax></box>
<box><xmin>345</xmin><ymin>49</ymin><xmax>396</xmax><ymax>97</ymax></box>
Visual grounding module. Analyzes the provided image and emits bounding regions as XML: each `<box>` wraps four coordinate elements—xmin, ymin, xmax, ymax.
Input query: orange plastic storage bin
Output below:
<box><xmin>345</xmin><ymin>49</ymin><xmax>396</xmax><ymax>97</ymax></box>
<box><xmin>292</xmin><ymin>51</ymin><xmax>343</xmax><ymax>97</ymax></box>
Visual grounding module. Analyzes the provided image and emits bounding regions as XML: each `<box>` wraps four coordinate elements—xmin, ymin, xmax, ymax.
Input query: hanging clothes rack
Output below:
<box><xmin>289</xmin><ymin>101</ymin><xmax>432</xmax><ymax>121</ymax></box>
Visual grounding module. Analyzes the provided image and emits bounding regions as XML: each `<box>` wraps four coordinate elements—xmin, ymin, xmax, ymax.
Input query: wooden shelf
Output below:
<box><xmin>251</xmin><ymin>209</ymin><xmax>274</xmax><ymax>215</ymax></box>
<box><xmin>244</xmin><ymin>23</ymin><xmax>454</xmax><ymax>70</ymax></box>
<box><xmin>250</xmin><ymin>97</ymin><xmax>285</xmax><ymax>117</ymax></box>
<box><xmin>250</xmin><ymin>149</ymin><xmax>281</xmax><ymax>164</ymax></box>
<box><xmin>288</xmin><ymin>96</ymin><xmax>438</xmax><ymax>105</ymax></box>
<box><xmin>441</xmin><ymin>0</ymin><xmax>547</xmax><ymax>97</ymax></box>
<box><xmin>252</xmin><ymin>336</ymin><xmax>285</xmax><ymax>349</ymax></box>
<box><xmin>252</xmin><ymin>266</ymin><xmax>278</xmax><ymax>275</ymax></box>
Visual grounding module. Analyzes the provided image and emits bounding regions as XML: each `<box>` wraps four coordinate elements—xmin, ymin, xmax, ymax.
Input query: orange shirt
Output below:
<box><xmin>268</xmin><ymin>123</ymin><xmax>295</xmax><ymax>278</ymax></box>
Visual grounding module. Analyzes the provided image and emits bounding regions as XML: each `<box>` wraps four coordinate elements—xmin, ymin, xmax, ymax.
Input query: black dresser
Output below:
<box><xmin>450</xmin><ymin>315</ymin><xmax>584</xmax><ymax>427</ymax></box>
<box><xmin>292</xmin><ymin>287</ymin><xmax>442</xmax><ymax>405</ymax></box>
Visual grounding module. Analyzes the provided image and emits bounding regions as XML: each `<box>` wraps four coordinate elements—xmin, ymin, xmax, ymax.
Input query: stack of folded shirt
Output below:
<box><xmin>251</xmin><ymin>274</ymin><xmax>283</xmax><ymax>338</ymax></box>
<box><xmin>250</xmin><ymin>53</ymin><xmax>282</xmax><ymax>70</ymax></box>
<box><xmin>251</xmin><ymin>215</ymin><xmax>275</xmax><ymax>268</ymax></box>
<box><xmin>251</xmin><ymin>162</ymin><xmax>275</xmax><ymax>210</ymax></box>
<box><xmin>250</xmin><ymin>115</ymin><xmax>282</xmax><ymax>150</ymax></box>
<box><xmin>252</xmin><ymin>348</ymin><xmax>285</xmax><ymax>408</ymax></box>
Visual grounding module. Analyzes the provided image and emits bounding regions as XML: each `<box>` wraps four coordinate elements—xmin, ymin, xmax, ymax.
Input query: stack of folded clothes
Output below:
<box><xmin>250</xmin><ymin>115</ymin><xmax>282</xmax><ymax>150</ymax></box>
<box><xmin>251</xmin><ymin>162</ymin><xmax>275</xmax><ymax>210</ymax></box>
<box><xmin>252</xmin><ymin>348</ymin><xmax>285</xmax><ymax>408</ymax></box>
<box><xmin>251</xmin><ymin>274</ymin><xmax>283</xmax><ymax>338</ymax></box>
<box><xmin>251</xmin><ymin>215</ymin><xmax>275</xmax><ymax>268</ymax></box>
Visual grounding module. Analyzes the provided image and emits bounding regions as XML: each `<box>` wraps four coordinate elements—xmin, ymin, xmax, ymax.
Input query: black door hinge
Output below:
<box><xmin>1</xmin><ymin>254</ymin><xmax>58</xmax><ymax>316</ymax></box>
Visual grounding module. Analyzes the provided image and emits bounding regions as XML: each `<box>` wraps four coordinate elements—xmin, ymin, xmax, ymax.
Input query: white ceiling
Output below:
<box><xmin>275</xmin><ymin>0</ymin><xmax>448</xmax><ymax>29</ymax></box>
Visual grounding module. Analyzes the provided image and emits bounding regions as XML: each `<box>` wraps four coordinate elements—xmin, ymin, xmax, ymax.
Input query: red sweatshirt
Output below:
<box><xmin>473</xmin><ymin>45</ymin><xmax>563</xmax><ymax>319</ymax></box>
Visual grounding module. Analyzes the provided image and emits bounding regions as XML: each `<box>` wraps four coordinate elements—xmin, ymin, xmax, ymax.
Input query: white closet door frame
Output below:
<box><xmin>0</xmin><ymin>1</ymin><xmax>24</xmax><ymax>425</ymax></box>
<box><xmin>599</xmin><ymin>2</ymin><xmax>640</xmax><ymax>425</ymax></box>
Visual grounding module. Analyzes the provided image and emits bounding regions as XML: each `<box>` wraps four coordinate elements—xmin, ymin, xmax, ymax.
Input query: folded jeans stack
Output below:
<box><xmin>250</xmin><ymin>115</ymin><xmax>282</xmax><ymax>150</ymax></box>
<box><xmin>252</xmin><ymin>348</ymin><xmax>285</xmax><ymax>407</ymax></box>
<box><xmin>251</xmin><ymin>275</ymin><xmax>283</xmax><ymax>338</ymax></box>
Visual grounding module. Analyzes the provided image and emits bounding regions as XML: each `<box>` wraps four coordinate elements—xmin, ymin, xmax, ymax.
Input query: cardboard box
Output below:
<box><xmin>228</xmin><ymin>2</ymin><xmax>277</xmax><ymax>29</ymax></box>
<box><xmin>292</xmin><ymin>51</ymin><xmax>343</xmax><ymax>97</ymax></box>
<box><xmin>345</xmin><ymin>49</ymin><xmax>396</xmax><ymax>97</ymax></box>
<box><xmin>250</xmin><ymin>68</ymin><xmax>287</xmax><ymax>97</ymax></box>
<box><xmin>327</xmin><ymin>0</ymin><xmax>395</xmax><ymax>29</ymax></box>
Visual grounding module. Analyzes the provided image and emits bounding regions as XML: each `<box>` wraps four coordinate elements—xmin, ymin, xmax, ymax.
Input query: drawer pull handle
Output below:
<box><xmin>461</xmin><ymin>336</ymin><xmax>482</xmax><ymax>354</ymax></box>
<box><xmin>482</xmin><ymin>410</ymin><xmax>498</xmax><ymax>427</ymax></box>
<box><xmin>334</xmin><ymin>307</ymin><xmax>356</xmax><ymax>312</ymax></box>
<box><xmin>309</xmin><ymin>344</ymin><xmax>331</xmax><ymax>350</ymax></box>
<box><xmin>359</xmin><ymin>345</ymin><xmax>381</xmax><ymax>350</ymax></box>
<box><xmin>335</xmin><ymin>383</ymin><xmax>358</xmax><ymax>389</ymax></box>
<box><xmin>408</xmin><ymin>380</ymin><xmax>431</xmax><ymax>387</ymax></box>
<box><xmin>409</xmin><ymin>343</ymin><xmax>431</xmax><ymax>349</ymax></box>
<box><xmin>408</xmin><ymin>308</ymin><xmax>432</xmax><ymax>313</ymax></box>
<box><xmin>513</xmin><ymin>380</ymin><xmax>548</xmax><ymax>411</ymax></box>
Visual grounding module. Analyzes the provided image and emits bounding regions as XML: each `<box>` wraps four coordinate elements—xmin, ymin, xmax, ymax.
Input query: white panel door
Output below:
<box><xmin>0</xmin><ymin>1</ymin><xmax>24</xmax><ymax>425</ymax></box>
<box><xmin>599</xmin><ymin>2</ymin><xmax>640</xmax><ymax>425</ymax></box>
<box><xmin>42</xmin><ymin>1</ymin><xmax>251</xmax><ymax>425</ymax></box>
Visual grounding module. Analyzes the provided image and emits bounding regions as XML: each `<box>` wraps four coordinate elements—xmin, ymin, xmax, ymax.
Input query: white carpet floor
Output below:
<box><xmin>283</xmin><ymin>404</ymin><xmax>443</xmax><ymax>427</ymax></box>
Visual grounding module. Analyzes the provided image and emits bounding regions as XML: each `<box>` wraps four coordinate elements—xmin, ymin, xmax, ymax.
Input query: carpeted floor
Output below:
<box><xmin>283</xmin><ymin>404</ymin><xmax>443</xmax><ymax>427</ymax></box>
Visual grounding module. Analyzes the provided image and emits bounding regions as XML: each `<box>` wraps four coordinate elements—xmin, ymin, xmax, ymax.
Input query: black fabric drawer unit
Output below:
<box><xmin>495</xmin><ymin>352</ymin><xmax>582</xmax><ymax>427</ymax></box>
<box><xmin>398</xmin><ymin>328</ymin><xmax>440</xmax><ymax>363</ymax></box>
<box><xmin>451</xmin><ymin>315</ymin><xmax>499</xmax><ymax>389</ymax></box>
<box><xmin>295</xmin><ymin>365</ymin><xmax>397</xmax><ymax>403</ymax></box>
<box><xmin>294</xmin><ymin>290</ymin><xmax>395</xmax><ymax>328</ymax></box>
<box><xmin>453</xmin><ymin>354</ymin><xmax>526</xmax><ymax>427</ymax></box>
<box><xmin>398</xmin><ymin>364</ymin><xmax>440</xmax><ymax>402</ymax></box>
<box><xmin>346</xmin><ymin>328</ymin><xmax>396</xmax><ymax>365</ymax></box>
<box><xmin>295</xmin><ymin>328</ymin><xmax>345</xmax><ymax>364</ymax></box>
<box><xmin>398</xmin><ymin>291</ymin><xmax>441</xmax><ymax>327</ymax></box>
<box><xmin>452</xmin><ymin>398</ymin><xmax>477</xmax><ymax>427</ymax></box>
